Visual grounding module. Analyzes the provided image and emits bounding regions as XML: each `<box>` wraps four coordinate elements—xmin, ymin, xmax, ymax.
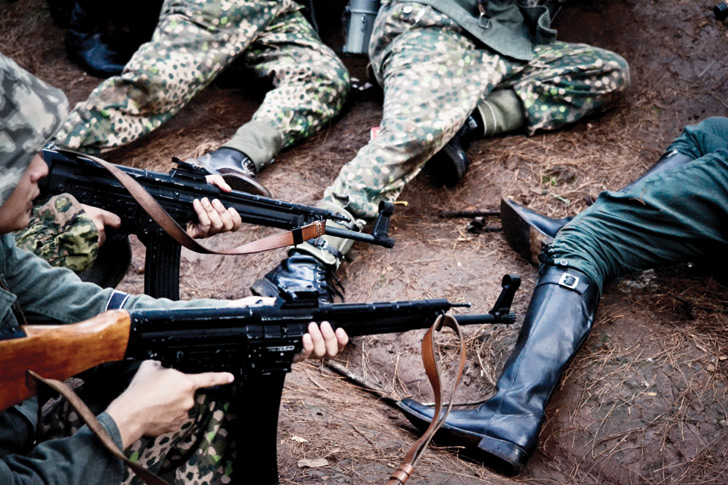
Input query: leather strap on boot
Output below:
<box><xmin>388</xmin><ymin>314</ymin><xmax>466</xmax><ymax>485</ymax></box>
<box><xmin>27</xmin><ymin>370</ymin><xmax>168</xmax><ymax>485</ymax></box>
<box><xmin>537</xmin><ymin>269</ymin><xmax>592</xmax><ymax>294</ymax></box>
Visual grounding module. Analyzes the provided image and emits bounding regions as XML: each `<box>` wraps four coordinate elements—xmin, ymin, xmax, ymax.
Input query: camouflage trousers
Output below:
<box><xmin>42</xmin><ymin>370</ymin><xmax>241</xmax><ymax>485</ymax></box>
<box><xmin>53</xmin><ymin>0</ymin><xmax>349</xmax><ymax>169</ymax></box>
<box><xmin>15</xmin><ymin>194</ymin><xmax>99</xmax><ymax>273</ymax></box>
<box><xmin>323</xmin><ymin>1</ymin><xmax>631</xmax><ymax>219</ymax></box>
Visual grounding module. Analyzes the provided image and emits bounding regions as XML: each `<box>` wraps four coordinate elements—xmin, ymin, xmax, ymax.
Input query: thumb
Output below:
<box><xmin>188</xmin><ymin>371</ymin><xmax>235</xmax><ymax>390</ymax></box>
<box><xmin>102</xmin><ymin>211</ymin><xmax>122</xmax><ymax>229</ymax></box>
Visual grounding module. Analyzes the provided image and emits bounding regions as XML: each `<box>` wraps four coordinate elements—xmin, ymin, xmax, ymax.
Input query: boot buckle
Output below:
<box><xmin>558</xmin><ymin>273</ymin><xmax>580</xmax><ymax>290</ymax></box>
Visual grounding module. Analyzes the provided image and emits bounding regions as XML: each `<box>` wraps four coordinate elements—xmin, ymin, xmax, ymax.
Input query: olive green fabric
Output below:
<box><xmin>547</xmin><ymin>117</ymin><xmax>728</xmax><ymax>293</ymax></box>
<box><xmin>476</xmin><ymin>88</ymin><xmax>526</xmax><ymax>136</ymax></box>
<box><xmin>222</xmin><ymin>120</ymin><xmax>285</xmax><ymax>172</ymax></box>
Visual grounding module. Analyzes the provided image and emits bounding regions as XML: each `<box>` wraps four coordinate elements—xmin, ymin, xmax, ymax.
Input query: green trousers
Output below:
<box><xmin>548</xmin><ymin>116</ymin><xmax>728</xmax><ymax>292</ymax></box>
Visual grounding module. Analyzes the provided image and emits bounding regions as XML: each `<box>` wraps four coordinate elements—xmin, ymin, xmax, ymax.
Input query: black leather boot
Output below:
<box><xmin>426</xmin><ymin>113</ymin><xmax>484</xmax><ymax>187</ymax></box>
<box><xmin>500</xmin><ymin>198</ymin><xmax>572</xmax><ymax>264</ymax></box>
<box><xmin>620</xmin><ymin>149</ymin><xmax>693</xmax><ymax>191</ymax></box>
<box><xmin>65</xmin><ymin>0</ymin><xmax>128</xmax><ymax>77</ymax></box>
<box><xmin>250</xmin><ymin>252</ymin><xmax>342</xmax><ymax>304</ymax></box>
<box><xmin>398</xmin><ymin>266</ymin><xmax>600</xmax><ymax>476</ymax></box>
<box><xmin>500</xmin><ymin>150</ymin><xmax>695</xmax><ymax>264</ymax></box>
<box><xmin>190</xmin><ymin>147</ymin><xmax>271</xmax><ymax>197</ymax></box>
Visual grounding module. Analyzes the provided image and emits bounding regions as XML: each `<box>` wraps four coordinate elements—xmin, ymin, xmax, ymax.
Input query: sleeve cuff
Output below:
<box><xmin>96</xmin><ymin>411</ymin><xmax>125</xmax><ymax>451</ymax></box>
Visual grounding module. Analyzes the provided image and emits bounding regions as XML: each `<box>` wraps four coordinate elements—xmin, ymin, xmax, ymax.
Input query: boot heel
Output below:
<box><xmin>476</xmin><ymin>435</ymin><xmax>528</xmax><ymax>477</ymax></box>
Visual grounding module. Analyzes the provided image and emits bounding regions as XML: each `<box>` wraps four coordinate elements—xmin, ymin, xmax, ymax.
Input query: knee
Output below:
<box><xmin>311</xmin><ymin>59</ymin><xmax>351</xmax><ymax>101</ymax></box>
<box><xmin>692</xmin><ymin>116</ymin><xmax>728</xmax><ymax>133</ymax></box>
<box><xmin>598</xmin><ymin>50</ymin><xmax>631</xmax><ymax>95</ymax></box>
<box><xmin>116</xmin><ymin>63</ymin><xmax>189</xmax><ymax>110</ymax></box>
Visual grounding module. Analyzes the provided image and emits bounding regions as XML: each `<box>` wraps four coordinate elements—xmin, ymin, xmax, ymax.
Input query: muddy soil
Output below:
<box><xmin>2</xmin><ymin>0</ymin><xmax>728</xmax><ymax>483</ymax></box>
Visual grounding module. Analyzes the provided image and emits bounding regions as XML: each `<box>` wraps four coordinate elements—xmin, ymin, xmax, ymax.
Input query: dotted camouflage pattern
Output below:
<box><xmin>43</xmin><ymin>385</ymin><xmax>240</xmax><ymax>485</ymax></box>
<box><xmin>52</xmin><ymin>0</ymin><xmax>350</xmax><ymax>155</ymax></box>
<box><xmin>15</xmin><ymin>194</ymin><xmax>99</xmax><ymax>273</ymax></box>
<box><xmin>0</xmin><ymin>55</ymin><xmax>68</xmax><ymax>205</ymax></box>
<box><xmin>322</xmin><ymin>2</ymin><xmax>630</xmax><ymax>219</ymax></box>
<box><xmin>122</xmin><ymin>390</ymin><xmax>238</xmax><ymax>485</ymax></box>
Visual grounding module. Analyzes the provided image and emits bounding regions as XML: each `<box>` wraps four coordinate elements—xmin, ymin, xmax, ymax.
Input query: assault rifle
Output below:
<box><xmin>39</xmin><ymin>148</ymin><xmax>395</xmax><ymax>299</ymax></box>
<box><xmin>0</xmin><ymin>274</ymin><xmax>520</xmax><ymax>483</ymax></box>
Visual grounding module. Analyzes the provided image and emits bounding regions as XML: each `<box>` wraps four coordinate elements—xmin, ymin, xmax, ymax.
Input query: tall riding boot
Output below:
<box><xmin>500</xmin><ymin>198</ymin><xmax>573</xmax><ymax>264</ymax></box>
<box><xmin>500</xmin><ymin>150</ymin><xmax>695</xmax><ymax>264</ymax></box>
<box><xmin>65</xmin><ymin>0</ymin><xmax>127</xmax><ymax>77</ymax></box>
<box><xmin>398</xmin><ymin>265</ymin><xmax>600</xmax><ymax>476</ymax></box>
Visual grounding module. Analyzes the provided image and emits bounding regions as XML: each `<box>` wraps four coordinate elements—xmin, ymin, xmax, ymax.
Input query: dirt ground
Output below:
<box><xmin>3</xmin><ymin>0</ymin><xmax>728</xmax><ymax>483</ymax></box>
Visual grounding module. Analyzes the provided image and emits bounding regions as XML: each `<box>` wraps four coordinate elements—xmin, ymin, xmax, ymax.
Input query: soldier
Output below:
<box><xmin>17</xmin><ymin>0</ymin><xmax>351</xmax><ymax>283</ymax></box>
<box><xmin>251</xmin><ymin>0</ymin><xmax>631</xmax><ymax>304</ymax></box>
<box><xmin>397</xmin><ymin>117</ymin><xmax>727</xmax><ymax>476</ymax></box>
<box><xmin>51</xmin><ymin>0</ymin><xmax>350</xmax><ymax>197</ymax></box>
<box><xmin>0</xmin><ymin>53</ymin><xmax>348</xmax><ymax>484</ymax></box>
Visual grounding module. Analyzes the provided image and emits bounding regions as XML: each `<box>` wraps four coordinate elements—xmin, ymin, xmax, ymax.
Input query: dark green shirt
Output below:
<box><xmin>0</xmin><ymin>233</ymin><xmax>224</xmax><ymax>484</ymax></box>
<box><xmin>402</xmin><ymin>0</ymin><xmax>557</xmax><ymax>60</ymax></box>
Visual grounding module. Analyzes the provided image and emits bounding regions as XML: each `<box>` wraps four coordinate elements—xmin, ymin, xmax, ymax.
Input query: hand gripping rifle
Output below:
<box><xmin>38</xmin><ymin>148</ymin><xmax>395</xmax><ymax>299</ymax></box>
<box><xmin>0</xmin><ymin>275</ymin><xmax>520</xmax><ymax>484</ymax></box>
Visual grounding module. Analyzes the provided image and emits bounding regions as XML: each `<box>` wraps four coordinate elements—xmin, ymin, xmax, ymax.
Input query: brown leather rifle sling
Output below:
<box><xmin>63</xmin><ymin>149</ymin><xmax>326</xmax><ymax>255</ymax></box>
<box><xmin>22</xmin><ymin>150</ymin><xmax>325</xmax><ymax>484</ymax></box>
<box><xmin>27</xmin><ymin>370</ymin><xmax>169</xmax><ymax>485</ymax></box>
<box><xmin>388</xmin><ymin>314</ymin><xmax>467</xmax><ymax>484</ymax></box>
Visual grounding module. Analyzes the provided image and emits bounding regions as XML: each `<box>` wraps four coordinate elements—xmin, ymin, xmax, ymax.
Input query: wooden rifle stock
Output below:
<box><xmin>0</xmin><ymin>310</ymin><xmax>131</xmax><ymax>412</ymax></box>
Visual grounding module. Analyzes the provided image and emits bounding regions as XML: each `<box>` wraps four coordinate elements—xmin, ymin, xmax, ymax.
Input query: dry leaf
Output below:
<box><xmin>297</xmin><ymin>458</ymin><xmax>329</xmax><ymax>468</ymax></box>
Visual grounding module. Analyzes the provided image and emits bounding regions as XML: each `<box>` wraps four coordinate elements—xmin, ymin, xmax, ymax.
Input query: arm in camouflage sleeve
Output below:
<box><xmin>14</xmin><ymin>194</ymin><xmax>99</xmax><ymax>273</ymax></box>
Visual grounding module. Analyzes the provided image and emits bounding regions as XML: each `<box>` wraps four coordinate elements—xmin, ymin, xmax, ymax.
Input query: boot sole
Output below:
<box><xmin>500</xmin><ymin>199</ymin><xmax>553</xmax><ymax>264</ymax></box>
<box><xmin>399</xmin><ymin>401</ymin><xmax>529</xmax><ymax>476</ymax></box>
<box><xmin>217</xmin><ymin>171</ymin><xmax>272</xmax><ymax>198</ymax></box>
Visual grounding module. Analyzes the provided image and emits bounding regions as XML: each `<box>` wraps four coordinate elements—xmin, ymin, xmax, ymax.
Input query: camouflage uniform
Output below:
<box><xmin>21</xmin><ymin>0</ymin><xmax>350</xmax><ymax>280</ymax></box>
<box><xmin>0</xmin><ymin>53</ymin><xmax>244</xmax><ymax>485</ymax></box>
<box><xmin>43</xmin><ymin>382</ymin><xmax>239</xmax><ymax>484</ymax></box>
<box><xmin>53</xmin><ymin>0</ymin><xmax>350</xmax><ymax>173</ymax></box>
<box><xmin>15</xmin><ymin>194</ymin><xmax>99</xmax><ymax>273</ymax></box>
<box><xmin>321</xmin><ymin>1</ymin><xmax>630</xmax><ymax>219</ymax></box>
<box><xmin>0</xmin><ymin>52</ymin><xmax>94</xmax><ymax>274</ymax></box>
